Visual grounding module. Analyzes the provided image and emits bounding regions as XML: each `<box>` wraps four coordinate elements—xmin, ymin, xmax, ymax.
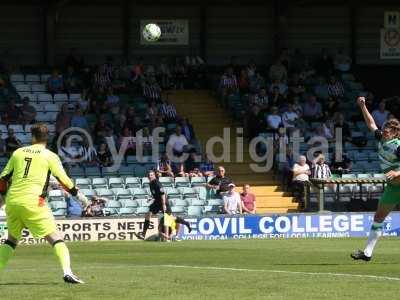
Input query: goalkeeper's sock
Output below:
<box><xmin>0</xmin><ymin>241</ymin><xmax>16</xmax><ymax>270</ymax></box>
<box><xmin>175</xmin><ymin>217</ymin><xmax>192</xmax><ymax>233</ymax></box>
<box><xmin>364</xmin><ymin>222</ymin><xmax>383</xmax><ymax>257</ymax></box>
<box><xmin>53</xmin><ymin>241</ymin><xmax>72</xmax><ymax>276</ymax></box>
<box><xmin>143</xmin><ymin>219</ymin><xmax>150</xmax><ymax>236</ymax></box>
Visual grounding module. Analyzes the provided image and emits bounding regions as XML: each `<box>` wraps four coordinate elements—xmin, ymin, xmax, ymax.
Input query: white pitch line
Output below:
<box><xmin>6</xmin><ymin>263</ymin><xmax>400</xmax><ymax>282</ymax></box>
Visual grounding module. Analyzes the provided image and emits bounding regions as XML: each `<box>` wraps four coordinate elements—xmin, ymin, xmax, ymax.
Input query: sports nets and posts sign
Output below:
<box><xmin>0</xmin><ymin>218</ymin><xmax>158</xmax><ymax>245</ymax></box>
<box><xmin>178</xmin><ymin>213</ymin><xmax>400</xmax><ymax>240</ymax></box>
<box><xmin>140</xmin><ymin>19</ymin><xmax>189</xmax><ymax>45</ymax></box>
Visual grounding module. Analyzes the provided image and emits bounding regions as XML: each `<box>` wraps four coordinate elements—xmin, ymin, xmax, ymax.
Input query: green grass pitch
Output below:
<box><xmin>1</xmin><ymin>238</ymin><xmax>400</xmax><ymax>300</ymax></box>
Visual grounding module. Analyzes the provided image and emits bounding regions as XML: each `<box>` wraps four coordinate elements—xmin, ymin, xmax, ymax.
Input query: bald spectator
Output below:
<box><xmin>292</xmin><ymin>155</ymin><xmax>311</xmax><ymax>209</ymax></box>
<box><xmin>223</xmin><ymin>183</ymin><xmax>242</xmax><ymax>215</ymax></box>
<box><xmin>240</xmin><ymin>184</ymin><xmax>256</xmax><ymax>214</ymax></box>
<box><xmin>207</xmin><ymin>166</ymin><xmax>232</xmax><ymax>196</ymax></box>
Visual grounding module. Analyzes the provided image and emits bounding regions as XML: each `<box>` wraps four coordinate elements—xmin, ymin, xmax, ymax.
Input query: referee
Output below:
<box><xmin>138</xmin><ymin>170</ymin><xmax>170</xmax><ymax>239</ymax></box>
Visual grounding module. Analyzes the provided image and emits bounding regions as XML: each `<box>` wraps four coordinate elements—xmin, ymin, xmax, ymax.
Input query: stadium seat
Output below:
<box><xmin>25</xmin><ymin>74</ymin><xmax>40</xmax><ymax>83</ymax></box>
<box><xmin>139</xmin><ymin>199</ymin><xmax>152</xmax><ymax>207</ymax></box>
<box><xmin>80</xmin><ymin>189</ymin><xmax>96</xmax><ymax>199</ymax></box>
<box><xmin>31</xmin><ymin>84</ymin><xmax>47</xmax><ymax>93</ymax></box>
<box><xmin>37</xmin><ymin>93</ymin><xmax>53</xmax><ymax>102</ymax></box>
<box><xmin>159</xmin><ymin>176</ymin><xmax>174</xmax><ymax>187</ymax></box>
<box><xmin>92</xmin><ymin>178</ymin><xmax>108</xmax><ymax>189</ymax></box>
<box><xmin>134</xmin><ymin>164</ymin><xmax>148</xmax><ymax>177</ymax></box>
<box><xmin>52</xmin><ymin>209</ymin><xmax>67</xmax><ymax>217</ymax></box>
<box><xmin>68</xmin><ymin>166</ymin><xmax>85</xmax><ymax>177</ymax></box>
<box><xmin>105</xmin><ymin>200</ymin><xmax>121</xmax><ymax>208</ymax></box>
<box><xmin>48</xmin><ymin>189</ymin><xmax>65</xmax><ymax>202</ymax></box>
<box><xmin>44</xmin><ymin>103</ymin><xmax>59</xmax><ymax>112</ymax></box>
<box><xmin>10</xmin><ymin>74</ymin><xmax>24</xmax><ymax>83</ymax></box>
<box><xmin>69</xmin><ymin>93</ymin><xmax>82</xmax><ymax>102</ymax></box>
<box><xmin>174</xmin><ymin>177</ymin><xmax>190</xmax><ymax>188</ymax></box>
<box><xmin>130</xmin><ymin>188</ymin><xmax>149</xmax><ymax>200</ymax></box>
<box><xmin>75</xmin><ymin>178</ymin><xmax>92</xmax><ymax>189</ymax></box>
<box><xmin>125</xmin><ymin>176</ymin><xmax>141</xmax><ymax>188</ymax></box>
<box><xmin>165</xmin><ymin>187</ymin><xmax>181</xmax><ymax>200</ymax></box>
<box><xmin>171</xmin><ymin>206</ymin><xmax>186</xmax><ymax>214</ymax></box>
<box><xmin>141</xmin><ymin>177</ymin><xmax>150</xmax><ymax>188</ymax></box>
<box><xmin>104</xmin><ymin>208</ymin><xmax>119</xmax><ymax>216</ymax></box>
<box><xmin>15</xmin><ymin>84</ymin><xmax>31</xmax><ymax>92</ymax></box>
<box><xmin>190</xmin><ymin>177</ymin><xmax>206</xmax><ymax>187</ymax></box>
<box><xmin>193</xmin><ymin>186</ymin><xmax>207</xmax><ymax>201</ymax></box>
<box><xmin>9</xmin><ymin>124</ymin><xmax>24</xmax><ymax>133</ymax></box>
<box><xmin>41</xmin><ymin>74</ymin><xmax>51</xmax><ymax>83</ymax></box>
<box><xmin>187</xmin><ymin>206</ymin><xmax>203</xmax><ymax>217</ymax></box>
<box><xmin>54</xmin><ymin>93</ymin><xmax>68</xmax><ymax>102</ymax></box>
<box><xmin>109</xmin><ymin>177</ymin><xmax>125</xmax><ymax>188</ymax></box>
<box><xmin>118</xmin><ymin>165</ymin><xmax>135</xmax><ymax>177</ymax></box>
<box><xmin>111</xmin><ymin>188</ymin><xmax>132</xmax><ymax>200</ymax></box>
<box><xmin>178</xmin><ymin>187</ymin><xmax>198</xmax><ymax>199</ymax></box>
<box><xmin>187</xmin><ymin>198</ymin><xmax>206</xmax><ymax>206</ymax></box>
<box><xmin>203</xmin><ymin>205</ymin><xmax>221</xmax><ymax>215</ymax></box>
<box><xmin>85</xmin><ymin>166</ymin><xmax>101</xmax><ymax>177</ymax></box>
<box><xmin>171</xmin><ymin>199</ymin><xmax>188</xmax><ymax>207</ymax></box>
<box><xmin>126</xmin><ymin>155</ymin><xmax>137</xmax><ymax>164</ymax></box>
<box><xmin>208</xmin><ymin>199</ymin><xmax>224</xmax><ymax>206</ymax></box>
<box><xmin>95</xmin><ymin>188</ymin><xmax>115</xmax><ymax>200</ymax></box>
<box><xmin>19</xmin><ymin>93</ymin><xmax>37</xmax><ymax>102</ymax></box>
<box><xmin>119</xmin><ymin>207</ymin><xmax>136</xmax><ymax>216</ymax></box>
<box><xmin>135</xmin><ymin>207</ymin><xmax>149</xmax><ymax>215</ymax></box>
<box><xmin>123</xmin><ymin>199</ymin><xmax>139</xmax><ymax>208</ymax></box>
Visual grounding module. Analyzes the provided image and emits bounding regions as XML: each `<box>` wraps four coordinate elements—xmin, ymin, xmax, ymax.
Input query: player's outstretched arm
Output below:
<box><xmin>357</xmin><ymin>96</ymin><xmax>378</xmax><ymax>132</ymax></box>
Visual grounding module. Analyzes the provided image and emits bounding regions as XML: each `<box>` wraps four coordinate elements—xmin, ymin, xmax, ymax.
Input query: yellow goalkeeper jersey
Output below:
<box><xmin>0</xmin><ymin>143</ymin><xmax>74</xmax><ymax>207</ymax></box>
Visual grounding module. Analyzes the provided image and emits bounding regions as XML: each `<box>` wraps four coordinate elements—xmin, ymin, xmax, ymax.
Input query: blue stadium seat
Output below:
<box><xmin>187</xmin><ymin>206</ymin><xmax>203</xmax><ymax>217</ymax></box>
<box><xmin>141</xmin><ymin>177</ymin><xmax>150</xmax><ymax>188</ymax></box>
<box><xmin>85</xmin><ymin>166</ymin><xmax>101</xmax><ymax>178</ymax></box>
<box><xmin>178</xmin><ymin>187</ymin><xmax>198</xmax><ymax>199</ymax></box>
<box><xmin>75</xmin><ymin>178</ymin><xmax>92</xmax><ymax>189</ymax></box>
<box><xmin>95</xmin><ymin>188</ymin><xmax>115</xmax><ymax>200</ymax></box>
<box><xmin>92</xmin><ymin>177</ymin><xmax>108</xmax><ymax>189</ymax></box>
<box><xmin>123</xmin><ymin>199</ymin><xmax>139</xmax><ymax>208</ymax></box>
<box><xmin>118</xmin><ymin>165</ymin><xmax>135</xmax><ymax>177</ymax></box>
<box><xmin>68</xmin><ymin>166</ymin><xmax>85</xmax><ymax>177</ymax></box>
<box><xmin>165</xmin><ymin>187</ymin><xmax>181</xmax><ymax>200</ymax></box>
<box><xmin>108</xmin><ymin>177</ymin><xmax>125</xmax><ymax>188</ymax></box>
<box><xmin>175</xmin><ymin>177</ymin><xmax>190</xmax><ymax>188</ymax></box>
<box><xmin>171</xmin><ymin>206</ymin><xmax>186</xmax><ymax>214</ymax></box>
<box><xmin>190</xmin><ymin>177</ymin><xmax>206</xmax><ymax>187</ymax></box>
<box><xmin>119</xmin><ymin>207</ymin><xmax>136</xmax><ymax>216</ymax></box>
<box><xmin>111</xmin><ymin>188</ymin><xmax>133</xmax><ymax>201</ymax></box>
<box><xmin>125</xmin><ymin>177</ymin><xmax>141</xmax><ymax>188</ymax></box>
<box><xmin>136</xmin><ymin>207</ymin><xmax>149</xmax><ymax>215</ymax></box>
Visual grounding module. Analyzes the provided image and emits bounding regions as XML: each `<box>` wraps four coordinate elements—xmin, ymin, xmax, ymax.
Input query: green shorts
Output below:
<box><xmin>5</xmin><ymin>204</ymin><xmax>57</xmax><ymax>240</ymax></box>
<box><xmin>380</xmin><ymin>183</ymin><xmax>400</xmax><ymax>205</ymax></box>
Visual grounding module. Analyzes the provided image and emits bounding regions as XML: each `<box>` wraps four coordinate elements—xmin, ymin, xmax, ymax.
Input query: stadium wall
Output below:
<box><xmin>1</xmin><ymin>213</ymin><xmax>400</xmax><ymax>244</ymax></box>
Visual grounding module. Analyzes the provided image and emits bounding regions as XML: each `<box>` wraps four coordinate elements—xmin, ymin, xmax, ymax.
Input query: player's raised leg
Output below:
<box><xmin>45</xmin><ymin>231</ymin><xmax>84</xmax><ymax>284</ymax></box>
<box><xmin>0</xmin><ymin>235</ymin><xmax>18</xmax><ymax>270</ymax></box>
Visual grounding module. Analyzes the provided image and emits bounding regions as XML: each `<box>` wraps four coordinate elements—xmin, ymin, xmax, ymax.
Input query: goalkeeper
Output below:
<box><xmin>0</xmin><ymin>123</ymin><xmax>88</xmax><ymax>284</ymax></box>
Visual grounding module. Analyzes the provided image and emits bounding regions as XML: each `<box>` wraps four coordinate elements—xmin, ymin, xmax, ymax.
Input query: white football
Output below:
<box><xmin>143</xmin><ymin>23</ymin><xmax>161</xmax><ymax>42</ymax></box>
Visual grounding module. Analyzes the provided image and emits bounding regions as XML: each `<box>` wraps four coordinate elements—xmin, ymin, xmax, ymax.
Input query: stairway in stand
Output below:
<box><xmin>167</xmin><ymin>90</ymin><xmax>298</xmax><ymax>213</ymax></box>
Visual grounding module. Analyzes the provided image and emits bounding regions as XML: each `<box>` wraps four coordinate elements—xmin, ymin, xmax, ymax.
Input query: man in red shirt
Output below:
<box><xmin>240</xmin><ymin>184</ymin><xmax>256</xmax><ymax>214</ymax></box>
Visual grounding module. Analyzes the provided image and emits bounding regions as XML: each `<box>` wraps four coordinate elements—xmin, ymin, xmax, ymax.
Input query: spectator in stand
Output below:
<box><xmin>141</xmin><ymin>127</ymin><xmax>153</xmax><ymax>156</ymax></box>
<box><xmin>2</xmin><ymin>99</ymin><xmax>23</xmax><ymax>125</ymax></box>
<box><xmin>96</xmin><ymin>142</ymin><xmax>112</xmax><ymax>167</ymax></box>
<box><xmin>5</xmin><ymin>128</ymin><xmax>22</xmax><ymax>156</ymax></box>
<box><xmin>282</xmin><ymin>103</ymin><xmax>299</xmax><ymax>131</ymax></box>
<box><xmin>334</xmin><ymin>48</ymin><xmax>352</xmax><ymax>73</ymax></box>
<box><xmin>238</xmin><ymin>69</ymin><xmax>249</xmax><ymax>95</ymax></box>
<box><xmin>0</xmin><ymin>131</ymin><xmax>6</xmax><ymax>156</ymax></box>
<box><xmin>159</xmin><ymin>57</ymin><xmax>172</xmax><ymax>89</ymax></box>
<box><xmin>331</xmin><ymin>153</ymin><xmax>352</xmax><ymax>175</ymax></box>
<box><xmin>20</xmin><ymin>97</ymin><xmax>36</xmax><ymax>124</ymax></box>
<box><xmin>105</xmin><ymin>87</ymin><xmax>120</xmax><ymax>109</ymax></box>
<box><xmin>124</xmin><ymin>106</ymin><xmax>138</xmax><ymax>133</ymax></box>
<box><xmin>323</xmin><ymin>96</ymin><xmax>340</xmax><ymax>118</ymax></box>
<box><xmin>269</xmin><ymin>79</ymin><xmax>288</xmax><ymax>96</ymax></box>
<box><xmin>333</xmin><ymin>112</ymin><xmax>353</xmax><ymax>144</ymax></box>
<box><xmin>269</xmin><ymin>86</ymin><xmax>285</xmax><ymax>107</ymax></box>
<box><xmin>119</xmin><ymin>127</ymin><xmax>135</xmax><ymax>155</ymax></box>
<box><xmin>251</xmin><ymin>88</ymin><xmax>269</xmax><ymax>111</ymax></box>
<box><xmin>292</xmin><ymin>155</ymin><xmax>311</xmax><ymax>209</ymax></box>
<box><xmin>80</xmin><ymin>139</ymin><xmax>97</xmax><ymax>166</ymax></box>
<box><xmin>70</xmin><ymin>106</ymin><xmax>89</xmax><ymax>130</ymax></box>
<box><xmin>288</xmin><ymin>74</ymin><xmax>306</xmax><ymax>98</ymax></box>
<box><xmin>303</xmin><ymin>95</ymin><xmax>323</xmax><ymax>123</ymax></box>
<box><xmin>64</xmin><ymin>65</ymin><xmax>81</xmax><ymax>93</ymax></box>
<box><xmin>174</xmin><ymin>58</ymin><xmax>188</xmax><ymax>89</ymax></box>
<box><xmin>143</xmin><ymin>77</ymin><xmax>162</xmax><ymax>103</ymax></box>
<box><xmin>55</xmin><ymin>103</ymin><xmax>71</xmax><ymax>135</ymax></box>
<box><xmin>160</xmin><ymin>99</ymin><xmax>178</xmax><ymax>123</ymax></box>
<box><xmin>167</xmin><ymin>126</ymin><xmax>189</xmax><ymax>157</ymax></box>
<box><xmin>171</xmin><ymin>161</ymin><xmax>187</xmax><ymax>177</ymax></box>
<box><xmin>219</xmin><ymin>67</ymin><xmax>238</xmax><ymax>100</ymax></box>
<box><xmin>311</xmin><ymin>153</ymin><xmax>332</xmax><ymax>179</ymax></box>
<box><xmin>327</xmin><ymin>75</ymin><xmax>345</xmax><ymax>98</ymax></box>
<box><xmin>371</xmin><ymin>101</ymin><xmax>390</xmax><ymax>129</ymax></box>
<box><xmin>207</xmin><ymin>166</ymin><xmax>232</xmax><ymax>196</ymax></box>
<box><xmin>245</xmin><ymin>106</ymin><xmax>264</xmax><ymax>139</ymax></box>
<box><xmin>180</xmin><ymin>118</ymin><xmax>196</xmax><ymax>144</ymax></box>
<box><xmin>47</xmin><ymin>69</ymin><xmax>64</xmax><ymax>94</ymax></box>
<box><xmin>240</xmin><ymin>184</ymin><xmax>256</xmax><ymax>214</ymax></box>
<box><xmin>269</xmin><ymin>58</ymin><xmax>287</xmax><ymax>82</ymax></box>
<box><xmin>199</xmin><ymin>154</ymin><xmax>214</xmax><ymax>177</ymax></box>
<box><xmin>83</xmin><ymin>197</ymin><xmax>106</xmax><ymax>217</ymax></box>
<box><xmin>315</xmin><ymin>48</ymin><xmax>334</xmax><ymax>76</ymax></box>
<box><xmin>58</xmin><ymin>138</ymin><xmax>82</xmax><ymax>166</ymax></box>
<box><xmin>266</xmin><ymin>106</ymin><xmax>283</xmax><ymax>133</ymax></box>
<box><xmin>282</xmin><ymin>147</ymin><xmax>296</xmax><ymax>190</ymax></box>
<box><xmin>131</xmin><ymin>57</ymin><xmax>144</xmax><ymax>83</ymax></box>
<box><xmin>314</xmin><ymin>76</ymin><xmax>330</xmax><ymax>100</ymax></box>
<box><xmin>94</xmin><ymin>114</ymin><xmax>112</xmax><ymax>144</ymax></box>
<box><xmin>93</xmin><ymin>65</ymin><xmax>111</xmax><ymax>91</ymax></box>
<box><xmin>223</xmin><ymin>183</ymin><xmax>242</xmax><ymax>215</ymax></box>
<box><xmin>184</xmin><ymin>151</ymin><xmax>201</xmax><ymax>176</ymax></box>
<box><xmin>292</xmin><ymin>96</ymin><xmax>303</xmax><ymax>117</ymax></box>
<box><xmin>314</xmin><ymin>122</ymin><xmax>334</xmax><ymax>141</ymax></box>
<box><xmin>157</xmin><ymin>153</ymin><xmax>174</xmax><ymax>177</ymax></box>
<box><xmin>247</xmin><ymin>59</ymin><xmax>257</xmax><ymax>78</ymax></box>
<box><xmin>228</xmin><ymin>56</ymin><xmax>241</xmax><ymax>77</ymax></box>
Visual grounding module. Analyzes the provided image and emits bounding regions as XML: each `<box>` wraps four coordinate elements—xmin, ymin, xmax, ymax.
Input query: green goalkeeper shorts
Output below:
<box><xmin>380</xmin><ymin>183</ymin><xmax>400</xmax><ymax>205</ymax></box>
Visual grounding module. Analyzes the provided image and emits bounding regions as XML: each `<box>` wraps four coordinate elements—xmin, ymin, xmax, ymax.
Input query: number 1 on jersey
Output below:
<box><xmin>23</xmin><ymin>157</ymin><xmax>32</xmax><ymax>178</ymax></box>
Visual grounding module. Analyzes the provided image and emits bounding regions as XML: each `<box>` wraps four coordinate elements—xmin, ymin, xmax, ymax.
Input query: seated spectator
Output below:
<box><xmin>65</xmin><ymin>193</ymin><xmax>83</xmax><ymax>217</ymax></box>
<box><xmin>160</xmin><ymin>99</ymin><xmax>178</xmax><ymax>123</ymax></box>
<box><xmin>93</xmin><ymin>65</ymin><xmax>111</xmax><ymax>91</ymax></box>
<box><xmin>333</xmin><ymin>112</ymin><xmax>352</xmax><ymax>143</ymax></box>
<box><xmin>171</xmin><ymin>161</ymin><xmax>187</xmax><ymax>177</ymax></box>
<box><xmin>199</xmin><ymin>154</ymin><xmax>215</xmax><ymax>177</ymax></box>
<box><xmin>58</xmin><ymin>139</ymin><xmax>83</xmax><ymax>166</ymax></box>
<box><xmin>143</xmin><ymin>77</ymin><xmax>162</xmax><ymax>103</ymax></box>
<box><xmin>185</xmin><ymin>151</ymin><xmax>200</xmax><ymax>176</ymax></box>
<box><xmin>327</xmin><ymin>75</ymin><xmax>344</xmax><ymax>98</ymax></box>
<box><xmin>64</xmin><ymin>65</ymin><xmax>81</xmax><ymax>93</ymax></box>
<box><xmin>96</xmin><ymin>142</ymin><xmax>112</xmax><ymax>167</ymax></box>
<box><xmin>334</xmin><ymin>48</ymin><xmax>352</xmax><ymax>72</ymax></box>
<box><xmin>311</xmin><ymin>153</ymin><xmax>332</xmax><ymax>179</ymax></box>
<box><xmin>174</xmin><ymin>58</ymin><xmax>188</xmax><ymax>89</ymax></box>
<box><xmin>20</xmin><ymin>97</ymin><xmax>36</xmax><ymax>125</ymax></box>
<box><xmin>0</xmin><ymin>131</ymin><xmax>6</xmax><ymax>156</ymax></box>
<box><xmin>282</xmin><ymin>147</ymin><xmax>296</xmax><ymax>190</ymax></box>
<box><xmin>240</xmin><ymin>184</ymin><xmax>256</xmax><ymax>214</ymax></box>
<box><xmin>159</xmin><ymin>57</ymin><xmax>172</xmax><ymax>89</ymax></box>
<box><xmin>5</xmin><ymin>128</ymin><xmax>22</xmax><ymax>156</ymax></box>
<box><xmin>219</xmin><ymin>67</ymin><xmax>238</xmax><ymax>99</ymax></box>
<box><xmin>269</xmin><ymin>86</ymin><xmax>285</xmax><ymax>107</ymax></box>
<box><xmin>157</xmin><ymin>153</ymin><xmax>174</xmax><ymax>177</ymax></box>
<box><xmin>282</xmin><ymin>103</ymin><xmax>299</xmax><ymax>130</ymax></box>
<box><xmin>70</xmin><ymin>106</ymin><xmax>89</xmax><ymax>130</ymax></box>
<box><xmin>315</xmin><ymin>122</ymin><xmax>334</xmax><ymax>140</ymax></box>
<box><xmin>266</xmin><ymin>106</ymin><xmax>283</xmax><ymax>132</ymax></box>
<box><xmin>83</xmin><ymin>197</ymin><xmax>106</xmax><ymax>217</ymax></box>
<box><xmin>167</xmin><ymin>126</ymin><xmax>189</xmax><ymax>157</ymax></box>
<box><xmin>292</xmin><ymin>96</ymin><xmax>303</xmax><ymax>117</ymax></box>
<box><xmin>315</xmin><ymin>48</ymin><xmax>334</xmax><ymax>76</ymax></box>
<box><xmin>288</xmin><ymin>74</ymin><xmax>306</xmax><ymax>97</ymax></box>
<box><xmin>105</xmin><ymin>87</ymin><xmax>120</xmax><ymax>108</ymax></box>
<box><xmin>292</xmin><ymin>155</ymin><xmax>311</xmax><ymax>209</ymax></box>
<box><xmin>251</xmin><ymin>88</ymin><xmax>269</xmax><ymax>110</ymax></box>
<box><xmin>238</xmin><ymin>69</ymin><xmax>249</xmax><ymax>94</ymax></box>
<box><xmin>269</xmin><ymin>79</ymin><xmax>288</xmax><ymax>96</ymax></box>
<box><xmin>314</xmin><ymin>76</ymin><xmax>330</xmax><ymax>100</ymax></box>
<box><xmin>2</xmin><ymin>99</ymin><xmax>23</xmax><ymax>125</ymax></box>
<box><xmin>247</xmin><ymin>59</ymin><xmax>257</xmax><ymax>78</ymax></box>
<box><xmin>94</xmin><ymin>114</ymin><xmax>112</xmax><ymax>144</ymax></box>
<box><xmin>330</xmin><ymin>153</ymin><xmax>352</xmax><ymax>175</ymax></box>
<box><xmin>141</xmin><ymin>127</ymin><xmax>153</xmax><ymax>156</ymax></box>
<box><xmin>56</xmin><ymin>103</ymin><xmax>71</xmax><ymax>135</ymax></box>
<box><xmin>248</xmin><ymin>73</ymin><xmax>265</xmax><ymax>93</ymax></box>
<box><xmin>245</xmin><ymin>106</ymin><xmax>264</xmax><ymax>139</ymax></box>
<box><xmin>372</xmin><ymin>101</ymin><xmax>389</xmax><ymax>129</ymax></box>
<box><xmin>323</xmin><ymin>96</ymin><xmax>340</xmax><ymax>117</ymax></box>
<box><xmin>223</xmin><ymin>183</ymin><xmax>242</xmax><ymax>215</ymax></box>
<box><xmin>303</xmin><ymin>95</ymin><xmax>323</xmax><ymax>123</ymax></box>
<box><xmin>207</xmin><ymin>166</ymin><xmax>232</xmax><ymax>196</ymax></box>
<box><xmin>180</xmin><ymin>118</ymin><xmax>196</xmax><ymax>144</ymax></box>
<box><xmin>47</xmin><ymin>69</ymin><xmax>64</xmax><ymax>94</ymax></box>
<box><xmin>118</xmin><ymin>127</ymin><xmax>135</xmax><ymax>155</ymax></box>
<box><xmin>80</xmin><ymin>140</ymin><xmax>97</xmax><ymax>166</ymax></box>
<box><xmin>124</xmin><ymin>107</ymin><xmax>138</xmax><ymax>133</ymax></box>
<box><xmin>269</xmin><ymin>58</ymin><xmax>287</xmax><ymax>82</ymax></box>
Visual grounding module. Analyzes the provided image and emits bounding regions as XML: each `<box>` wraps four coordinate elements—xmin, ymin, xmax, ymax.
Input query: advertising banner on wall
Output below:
<box><xmin>0</xmin><ymin>218</ymin><xmax>158</xmax><ymax>245</ymax></box>
<box><xmin>380</xmin><ymin>28</ymin><xmax>400</xmax><ymax>59</ymax></box>
<box><xmin>178</xmin><ymin>213</ymin><xmax>400</xmax><ymax>240</ymax></box>
<box><xmin>140</xmin><ymin>19</ymin><xmax>189</xmax><ymax>45</ymax></box>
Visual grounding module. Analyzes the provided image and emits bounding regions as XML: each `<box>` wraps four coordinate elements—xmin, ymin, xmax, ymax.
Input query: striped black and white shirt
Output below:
<box><xmin>143</xmin><ymin>84</ymin><xmax>161</xmax><ymax>99</ymax></box>
<box><xmin>94</xmin><ymin>72</ymin><xmax>111</xmax><ymax>89</ymax></box>
<box><xmin>312</xmin><ymin>163</ymin><xmax>332</xmax><ymax>179</ymax></box>
<box><xmin>220</xmin><ymin>74</ymin><xmax>238</xmax><ymax>89</ymax></box>
<box><xmin>160</xmin><ymin>103</ymin><xmax>177</xmax><ymax>119</ymax></box>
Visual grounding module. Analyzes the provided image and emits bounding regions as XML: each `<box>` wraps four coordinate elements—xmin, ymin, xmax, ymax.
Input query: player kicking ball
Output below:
<box><xmin>351</xmin><ymin>97</ymin><xmax>400</xmax><ymax>261</ymax></box>
<box><xmin>0</xmin><ymin>123</ymin><xmax>89</xmax><ymax>283</ymax></box>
